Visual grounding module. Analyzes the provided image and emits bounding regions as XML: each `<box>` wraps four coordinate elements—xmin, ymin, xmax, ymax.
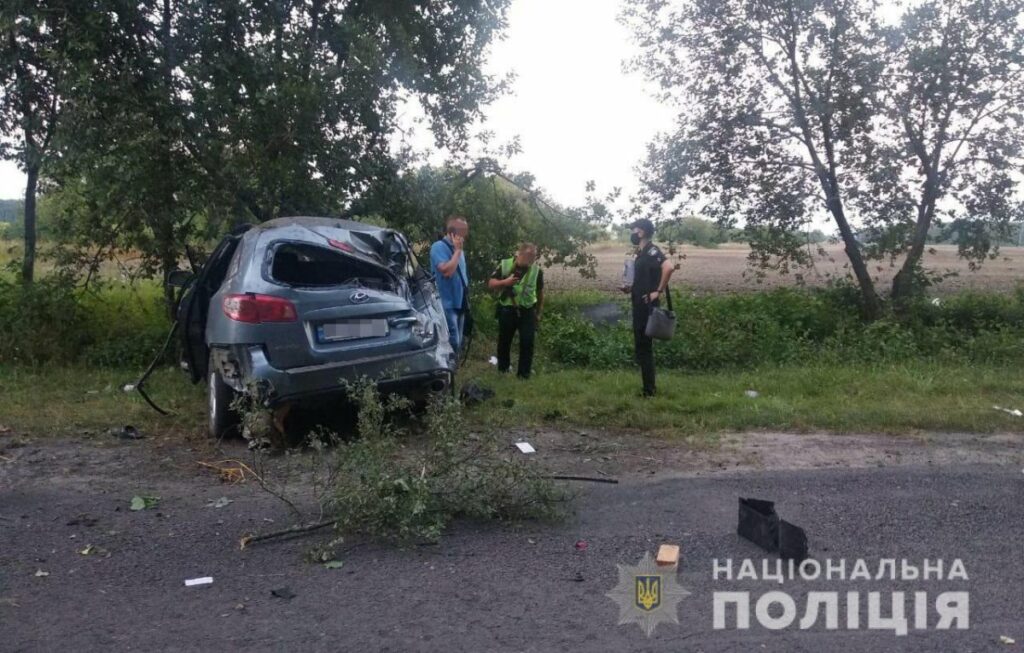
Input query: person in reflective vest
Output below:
<box><xmin>488</xmin><ymin>242</ymin><xmax>544</xmax><ymax>379</ymax></box>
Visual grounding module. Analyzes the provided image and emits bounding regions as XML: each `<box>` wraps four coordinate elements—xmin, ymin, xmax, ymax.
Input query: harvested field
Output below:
<box><xmin>546</xmin><ymin>241</ymin><xmax>1024</xmax><ymax>295</ymax></box>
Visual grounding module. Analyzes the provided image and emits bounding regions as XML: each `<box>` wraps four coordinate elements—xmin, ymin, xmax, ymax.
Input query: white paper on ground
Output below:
<box><xmin>515</xmin><ymin>442</ymin><xmax>535</xmax><ymax>454</ymax></box>
<box><xmin>488</xmin><ymin>356</ymin><xmax>498</xmax><ymax>366</ymax></box>
<box><xmin>184</xmin><ymin>577</ymin><xmax>213</xmax><ymax>587</ymax></box>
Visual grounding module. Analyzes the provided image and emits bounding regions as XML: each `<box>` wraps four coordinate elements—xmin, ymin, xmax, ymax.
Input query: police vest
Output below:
<box><xmin>498</xmin><ymin>258</ymin><xmax>540</xmax><ymax>308</ymax></box>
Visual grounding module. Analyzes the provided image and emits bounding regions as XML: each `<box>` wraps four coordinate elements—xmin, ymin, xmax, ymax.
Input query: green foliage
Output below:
<box><xmin>537</xmin><ymin>287</ymin><xmax>1024</xmax><ymax>371</ymax></box>
<box><xmin>248</xmin><ymin>380</ymin><xmax>564</xmax><ymax>544</ymax></box>
<box><xmin>624</xmin><ymin>0</ymin><xmax>1024</xmax><ymax>309</ymax></box>
<box><xmin>0</xmin><ymin>199</ymin><xmax>21</xmax><ymax>224</ymax></box>
<box><xmin>0</xmin><ymin>276</ymin><xmax>171</xmax><ymax>367</ymax></box>
<box><xmin>352</xmin><ymin>163</ymin><xmax>604</xmax><ymax>283</ymax></box>
<box><xmin>32</xmin><ymin>0</ymin><xmax>513</xmax><ymax>285</ymax></box>
<box><xmin>658</xmin><ymin>216</ymin><xmax>731</xmax><ymax>248</ymax></box>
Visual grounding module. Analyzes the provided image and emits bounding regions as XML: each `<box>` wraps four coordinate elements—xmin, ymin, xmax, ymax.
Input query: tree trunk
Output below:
<box><xmin>892</xmin><ymin>175</ymin><xmax>939</xmax><ymax>307</ymax></box>
<box><xmin>819</xmin><ymin>172</ymin><xmax>883</xmax><ymax>319</ymax></box>
<box><xmin>21</xmin><ymin>166</ymin><xmax>39</xmax><ymax>285</ymax></box>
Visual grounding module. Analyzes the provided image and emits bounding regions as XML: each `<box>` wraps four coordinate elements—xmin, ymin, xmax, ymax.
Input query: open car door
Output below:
<box><xmin>177</xmin><ymin>225</ymin><xmax>251</xmax><ymax>383</ymax></box>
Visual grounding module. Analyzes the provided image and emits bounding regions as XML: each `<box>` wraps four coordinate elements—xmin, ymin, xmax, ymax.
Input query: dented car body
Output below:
<box><xmin>175</xmin><ymin>217</ymin><xmax>455</xmax><ymax>437</ymax></box>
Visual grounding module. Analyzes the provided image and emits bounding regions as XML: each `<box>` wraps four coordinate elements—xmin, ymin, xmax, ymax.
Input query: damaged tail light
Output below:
<box><xmin>223</xmin><ymin>293</ymin><xmax>297</xmax><ymax>323</ymax></box>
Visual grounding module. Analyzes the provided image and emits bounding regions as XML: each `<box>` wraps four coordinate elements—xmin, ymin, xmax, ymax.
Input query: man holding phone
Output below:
<box><xmin>488</xmin><ymin>243</ymin><xmax>544</xmax><ymax>379</ymax></box>
<box><xmin>430</xmin><ymin>215</ymin><xmax>470</xmax><ymax>354</ymax></box>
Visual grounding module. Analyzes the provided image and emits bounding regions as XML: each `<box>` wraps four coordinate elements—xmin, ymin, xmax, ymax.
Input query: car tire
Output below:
<box><xmin>208</xmin><ymin>356</ymin><xmax>238</xmax><ymax>440</ymax></box>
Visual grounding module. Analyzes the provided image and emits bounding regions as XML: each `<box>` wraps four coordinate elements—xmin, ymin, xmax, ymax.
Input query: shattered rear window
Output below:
<box><xmin>270</xmin><ymin>243</ymin><xmax>393</xmax><ymax>290</ymax></box>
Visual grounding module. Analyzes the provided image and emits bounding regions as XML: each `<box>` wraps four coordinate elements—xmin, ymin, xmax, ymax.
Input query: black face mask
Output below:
<box><xmin>630</xmin><ymin>232</ymin><xmax>642</xmax><ymax>246</ymax></box>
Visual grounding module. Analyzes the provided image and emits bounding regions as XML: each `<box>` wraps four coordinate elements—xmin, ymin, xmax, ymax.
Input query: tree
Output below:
<box><xmin>350</xmin><ymin>159</ymin><xmax>605</xmax><ymax>282</ymax></box>
<box><xmin>48</xmin><ymin>0</ymin><xmax>512</xmax><ymax>308</ymax></box>
<box><xmin>624</xmin><ymin>0</ymin><xmax>1024</xmax><ymax>316</ymax></box>
<box><xmin>881</xmin><ymin>0</ymin><xmax>1024</xmax><ymax>299</ymax></box>
<box><xmin>0</xmin><ymin>1</ymin><xmax>101</xmax><ymax>283</ymax></box>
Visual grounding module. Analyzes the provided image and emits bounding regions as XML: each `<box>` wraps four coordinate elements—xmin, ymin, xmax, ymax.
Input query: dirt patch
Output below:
<box><xmin>548</xmin><ymin>242</ymin><xmax>1024</xmax><ymax>295</ymax></box>
<box><xmin>501</xmin><ymin>427</ymin><xmax>1024</xmax><ymax>481</ymax></box>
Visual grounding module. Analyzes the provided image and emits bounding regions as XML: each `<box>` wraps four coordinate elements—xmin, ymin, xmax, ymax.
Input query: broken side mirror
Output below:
<box><xmin>166</xmin><ymin>269</ymin><xmax>194</xmax><ymax>288</ymax></box>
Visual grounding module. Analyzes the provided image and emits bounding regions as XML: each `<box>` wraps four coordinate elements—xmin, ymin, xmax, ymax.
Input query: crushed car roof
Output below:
<box><xmin>255</xmin><ymin>216</ymin><xmax>389</xmax><ymax>238</ymax></box>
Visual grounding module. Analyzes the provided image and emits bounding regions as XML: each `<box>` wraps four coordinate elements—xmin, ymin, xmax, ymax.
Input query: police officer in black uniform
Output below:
<box><xmin>623</xmin><ymin>218</ymin><xmax>675</xmax><ymax>397</ymax></box>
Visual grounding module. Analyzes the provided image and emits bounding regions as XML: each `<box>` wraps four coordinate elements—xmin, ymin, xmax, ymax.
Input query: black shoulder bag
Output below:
<box><xmin>644</xmin><ymin>287</ymin><xmax>676</xmax><ymax>340</ymax></box>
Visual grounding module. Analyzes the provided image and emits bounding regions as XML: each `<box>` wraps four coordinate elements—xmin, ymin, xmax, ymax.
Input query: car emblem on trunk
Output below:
<box><xmin>350</xmin><ymin>290</ymin><xmax>370</xmax><ymax>304</ymax></box>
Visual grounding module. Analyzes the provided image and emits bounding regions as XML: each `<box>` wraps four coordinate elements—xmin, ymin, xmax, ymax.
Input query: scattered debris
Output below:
<box><xmin>66</xmin><ymin>514</ymin><xmax>98</xmax><ymax>527</ymax></box>
<box><xmin>574</xmin><ymin>540</ymin><xmax>588</xmax><ymax>551</ymax></box>
<box><xmin>999</xmin><ymin>635</ymin><xmax>1016</xmax><ymax>645</ymax></box>
<box><xmin>738</xmin><ymin>498</ymin><xmax>779</xmax><ymax>552</ymax></box>
<box><xmin>197</xmin><ymin>460</ymin><xmax>251</xmax><ymax>484</ymax></box>
<box><xmin>488</xmin><ymin>356</ymin><xmax>498</xmax><ymax>366</ymax></box>
<box><xmin>738</xmin><ymin>497</ymin><xmax>809</xmax><ymax>561</ymax></box>
<box><xmin>545</xmin><ymin>474</ymin><xmax>618</xmax><ymax>484</ymax></box>
<box><xmin>993</xmin><ymin>405</ymin><xmax>1023</xmax><ymax>417</ymax></box>
<box><xmin>271</xmin><ymin>587</ymin><xmax>296</xmax><ymax>600</ymax></box>
<box><xmin>78</xmin><ymin>544</ymin><xmax>107</xmax><ymax>556</ymax></box>
<box><xmin>744</xmin><ymin>390</ymin><xmax>760</xmax><ymax>399</ymax></box>
<box><xmin>34</xmin><ymin>570</ymin><xmax>49</xmax><ymax>578</ymax></box>
<box><xmin>114</xmin><ymin>425</ymin><xmax>143</xmax><ymax>440</ymax></box>
<box><xmin>930</xmin><ymin>297</ymin><xmax>942</xmax><ymax>307</ymax></box>
<box><xmin>514</xmin><ymin>441</ymin><xmax>535</xmax><ymax>454</ymax></box>
<box><xmin>122</xmin><ymin>384</ymin><xmax>136</xmax><ymax>393</ymax></box>
<box><xmin>129</xmin><ymin>495</ymin><xmax>160</xmax><ymax>511</ymax></box>
<box><xmin>184</xmin><ymin>577</ymin><xmax>213</xmax><ymax>587</ymax></box>
<box><xmin>778</xmin><ymin>520</ymin><xmax>809</xmax><ymax>561</ymax></box>
<box><xmin>206</xmin><ymin>497</ymin><xmax>233</xmax><ymax>509</ymax></box>
<box><xmin>0</xmin><ymin>425</ymin><xmax>12</xmax><ymax>435</ymax></box>
<box><xmin>459</xmin><ymin>381</ymin><xmax>495</xmax><ymax>406</ymax></box>
<box><xmin>323</xmin><ymin>561</ymin><xmax>344</xmax><ymax>570</ymax></box>
<box><xmin>656</xmin><ymin>544</ymin><xmax>680</xmax><ymax>570</ymax></box>
<box><xmin>240</xmin><ymin>519</ymin><xmax>338</xmax><ymax>550</ymax></box>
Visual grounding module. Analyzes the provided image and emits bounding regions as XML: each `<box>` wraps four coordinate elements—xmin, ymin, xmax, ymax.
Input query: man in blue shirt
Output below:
<box><xmin>430</xmin><ymin>215</ymin><xmax>470</xmax><ymax>354</ymax></box>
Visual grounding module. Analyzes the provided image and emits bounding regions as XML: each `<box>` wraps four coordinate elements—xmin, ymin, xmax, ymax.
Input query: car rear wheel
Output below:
<box><xmin>208</xmin><ymin>357</ymin><xmax>238</xmax><ymax>439</ymax></box>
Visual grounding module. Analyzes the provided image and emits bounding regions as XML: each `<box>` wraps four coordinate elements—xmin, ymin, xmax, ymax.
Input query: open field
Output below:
<box><xmin>547</xmin><ymin>242</ymin><xmax>1024</xmax><ymax>295</ymax></box>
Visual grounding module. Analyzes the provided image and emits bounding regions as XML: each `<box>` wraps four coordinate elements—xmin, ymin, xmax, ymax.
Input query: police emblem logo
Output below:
<box><xmin>635</xmin><ymin>575</ymin><xmax>661</xmax><ymax>611</ymax></box>
<box><xmin>606</xmin><ymin>552</ymin><xmax>690</xmax><ymax>637</ymax></box>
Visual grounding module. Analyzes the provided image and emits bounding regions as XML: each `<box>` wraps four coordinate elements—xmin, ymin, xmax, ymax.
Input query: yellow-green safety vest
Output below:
<box><xmin>499</xmin><ymin>257</ymin><xmax>540</xmax><ymax>308</ymax></box>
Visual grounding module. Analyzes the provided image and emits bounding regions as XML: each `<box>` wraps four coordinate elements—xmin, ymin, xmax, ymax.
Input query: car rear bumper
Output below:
<box><xmin>212</xmin><ymin>344</ymin><xmax>455</xmax><ymax>405</ymax></box>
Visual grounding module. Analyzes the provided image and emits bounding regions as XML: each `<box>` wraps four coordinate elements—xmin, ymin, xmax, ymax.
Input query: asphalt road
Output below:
<box><xmin>1</xmin><ymin>440</ymin><xmax>1022</xmax><ymax>652</ymax></box>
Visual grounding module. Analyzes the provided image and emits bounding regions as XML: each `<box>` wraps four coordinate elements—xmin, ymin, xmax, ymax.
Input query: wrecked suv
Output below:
<box><xmin>173</xmin><ymin>217</ymin><xmax>456</xmax><ymax>438</ymax></box>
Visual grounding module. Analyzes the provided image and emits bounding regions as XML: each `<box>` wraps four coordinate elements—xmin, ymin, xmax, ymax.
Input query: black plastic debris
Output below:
<box><xmin>778</xmin><ymin>520</ymin><xmax>809</xmax><ymax>561</ymax></box>
<box><xmin>738</xmin><ymin>498</ymin><xmax>779</xmax><ymax>553</ymax></box>
<box><xmin>114</xmin><ymin>425</ymin><xmax>143</xmax><ymax>440</ymax></box>
<box><xmin>271</xmin><ymin>587</ymin><xmax>296</xmax><ymax>600</ymax></box>
<box><xmin>459</xmin><ymin>381</ymin><xmax>495</xmax><ymax>406</ymax></box>
<box><xmin>737</xmin><ymin>497</ymin><xmax>809</xmax><ymax>561</ymax></box>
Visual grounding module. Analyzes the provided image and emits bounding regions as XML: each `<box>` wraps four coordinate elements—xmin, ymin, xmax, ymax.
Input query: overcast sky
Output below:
<box><xmin>461</xmin><ymin>0</ymin><xmax>674</xmax><ymax>205</ymax></box>
<box><xmin>0</xmin><ymin>0</ymin><xmax>671</xmax><ymax>208</ymax></box>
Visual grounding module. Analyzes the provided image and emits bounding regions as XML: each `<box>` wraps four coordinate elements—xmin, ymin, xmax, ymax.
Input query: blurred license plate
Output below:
<box><xmin>319</xmin><ymin>319</ymin><xmax>388</xmax><ymax>342</ymax></box>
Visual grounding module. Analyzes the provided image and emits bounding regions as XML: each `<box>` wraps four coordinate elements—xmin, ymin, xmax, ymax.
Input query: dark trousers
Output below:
<box><xmin>497</xmin><ymin>305</ymin><xmax>536</xmax><ymax>379</ymax></box>
<box><xmin>632</xmin><ymin>300</ymin><xmax>657</xmax><ymax>396</ymax></box>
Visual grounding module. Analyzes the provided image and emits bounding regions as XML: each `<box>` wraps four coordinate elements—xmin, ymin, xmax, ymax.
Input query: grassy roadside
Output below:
<box><xmin>0</xmin><ymin>366</ymin><xmax>204</xmax><ymax>437</ymax></box>
<box><xmin>460</xmin><ymin>360</ymin><xmax>1024</xmax><ymax>436</ymax></box>
<box><xmin>2</xmin><ymin>361</ymin><xmax>1023</xmax><ymax>438</ymax></box>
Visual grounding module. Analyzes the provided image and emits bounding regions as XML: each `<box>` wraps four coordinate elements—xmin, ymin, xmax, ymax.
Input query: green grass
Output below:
<box><xmin>0</xmin><ymin>365</ymin><xmax>204</xmax><ymax>437</ymax></box>
<box><xmin>2</xmin><ymin>361</ymin><xmax>1023</xmax><ymax>439</ymax></box>
<box><xmin>460</xmin><ymin>361</ymin><xmax>1024</xmax><ymax>436</ymax></box>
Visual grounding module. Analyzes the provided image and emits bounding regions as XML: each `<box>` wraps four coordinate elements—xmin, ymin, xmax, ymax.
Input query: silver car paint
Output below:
<box><xmin>203</xmin><ymin>217</ymin><xmax>455</xmax><ymax>404</ymax></box>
